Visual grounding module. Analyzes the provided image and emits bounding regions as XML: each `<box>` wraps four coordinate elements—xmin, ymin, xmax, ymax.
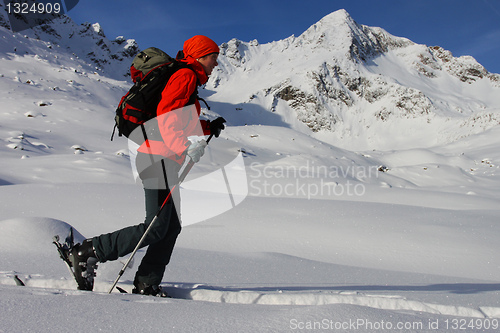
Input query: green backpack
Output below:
<box><xmin>111</xmin><ymin>47</ymin><xmax>188</xmax><ymax>140</ymax></box>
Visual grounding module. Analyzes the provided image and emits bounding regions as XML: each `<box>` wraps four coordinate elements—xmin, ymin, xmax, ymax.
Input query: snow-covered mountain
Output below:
<box><xmin>209</xmin><ymin>9</ymin><xmax>500</xmax><ymax>150</ymax></box>
<box><xmin>0</xmin><ymin>2</ymin><xmax>138</xmax><ymax>80</ymax></box>
<box><xmin>2</xmin><ymin>7</ymin><xmax>498</xmax><ymax>152</ymax></box>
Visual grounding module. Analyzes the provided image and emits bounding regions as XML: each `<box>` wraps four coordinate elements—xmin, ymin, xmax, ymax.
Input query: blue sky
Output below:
<box><xmin>69</xmin><ymin>0</ymin><xmax>500</xmax><ymax>74</ymax></box>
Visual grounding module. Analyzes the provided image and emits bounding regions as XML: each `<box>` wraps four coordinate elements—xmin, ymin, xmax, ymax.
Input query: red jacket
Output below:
<box><xmin>137</xmin><ymin>56</ymin><xmax>210</xmax><ymax>164</ymax></box>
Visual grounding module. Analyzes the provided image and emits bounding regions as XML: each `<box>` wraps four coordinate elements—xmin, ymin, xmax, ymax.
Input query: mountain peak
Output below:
<box><xmin>299</xmin><ymin>9</ymin><xmax>357</xmax><ymax>39</ymax></box>
<box><xmin>296</xmin><ymin>9</ymin><xmax>394</xmax><ymax>63</ymax></box>
<box><xmin>318</xmin><ymin>9</ymin><xmax>353</xmax><ymax>25</ymax></box>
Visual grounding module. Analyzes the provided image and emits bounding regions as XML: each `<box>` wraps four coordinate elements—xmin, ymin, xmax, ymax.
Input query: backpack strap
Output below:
<box><xmin>198</xmin><ymin>96</ymin><xmax>211</xmax><ymax>110</ymax></box>
<box><xmin>187</xmin><ymin>87</ymin><xmax>211</xmax><ymax>110</ymax></box>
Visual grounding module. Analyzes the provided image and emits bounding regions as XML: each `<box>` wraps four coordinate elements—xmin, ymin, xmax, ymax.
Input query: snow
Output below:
<box><xmin>1</xmin><ymin>10</ymin><xmax>500</xmax><ymax>333</ymax></box>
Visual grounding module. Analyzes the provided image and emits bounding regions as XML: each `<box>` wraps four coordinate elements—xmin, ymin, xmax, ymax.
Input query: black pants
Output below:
<box><xmin>92</xmin><ymin>157</ymin><xmax>182</xmax><ymax>286</ymax></box>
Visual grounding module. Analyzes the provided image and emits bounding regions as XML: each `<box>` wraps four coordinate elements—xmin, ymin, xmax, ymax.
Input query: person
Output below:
<box><xmin>68</xmin><ymin>35</ymin><xmax>226</xmax><ymax>296</ymax></box>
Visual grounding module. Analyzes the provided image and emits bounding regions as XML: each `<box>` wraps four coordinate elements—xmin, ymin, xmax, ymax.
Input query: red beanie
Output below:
<box><xmin>183</xmin><ymin>35</ymin><xmax>219</xmax><ymax>59</ymax></box>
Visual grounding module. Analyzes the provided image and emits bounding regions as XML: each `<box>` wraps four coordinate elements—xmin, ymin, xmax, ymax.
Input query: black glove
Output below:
<box><xmin>209</xmin><ymin>117</ymin><xmax>226</xmax><ymax>138</ymax></box>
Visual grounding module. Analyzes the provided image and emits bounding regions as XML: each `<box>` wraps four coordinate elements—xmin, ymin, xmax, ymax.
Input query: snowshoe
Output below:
<box><xmin>53</xmin><ymin>229</ymin><xmax>98</xmax><ymax>291</ymax></box>
<box><xmin>132</xmin><ymin>280</ymin><xmax>169</xmax><ymax>297</ymax></box>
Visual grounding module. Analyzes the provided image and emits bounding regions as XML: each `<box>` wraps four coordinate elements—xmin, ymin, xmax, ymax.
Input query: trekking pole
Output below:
<box><xmin>108</xmin><ymin>134</ymin><xmax>213</xmax><ymax>294</ymax></box>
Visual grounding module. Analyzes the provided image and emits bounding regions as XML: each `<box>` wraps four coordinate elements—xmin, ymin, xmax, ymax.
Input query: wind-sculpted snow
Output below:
<box><xmin>1</xmin><ymin>215</ymin><xmax>500</xmax><ymax>332</ymax></box>
<box><xmin>167</xmin><ymin>283</ymin><xmax>496</xmax><ymax>319</ymax></box>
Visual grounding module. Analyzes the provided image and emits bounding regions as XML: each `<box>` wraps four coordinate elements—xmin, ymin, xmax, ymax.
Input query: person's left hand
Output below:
<box><xmin>209</xmin><ymin>117</ymin><xmax>226</xmax><ymax>138</ymax></box>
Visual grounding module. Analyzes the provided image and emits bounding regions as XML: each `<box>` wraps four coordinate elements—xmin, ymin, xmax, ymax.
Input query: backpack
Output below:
<box><xmin>111</xmin><ymin>47</ymin><xmax>189</xmax><ymax>141</ymax></box>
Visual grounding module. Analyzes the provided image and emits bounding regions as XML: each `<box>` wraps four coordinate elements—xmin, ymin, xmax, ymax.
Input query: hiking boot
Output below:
<box><xmin>132</xmin><ymin>280</ymin><xmax>169</xmax><ymax>297</ymax></box>
<box><xmin>68</xmin><ymin>239</ymin><xmax>98</xmax><ymax>291</ymax></box>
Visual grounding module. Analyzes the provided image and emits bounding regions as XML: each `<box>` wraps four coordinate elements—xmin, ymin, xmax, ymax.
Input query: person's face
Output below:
<box><xmin>197</xmin><ymin>53</ymin><xmax>219</xmax><ymax>76</ymax></box>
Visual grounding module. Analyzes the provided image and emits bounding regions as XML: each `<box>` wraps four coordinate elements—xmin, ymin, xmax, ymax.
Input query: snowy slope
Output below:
<box><xmin>0</xmin><ymin>2</ymin><xmax>138</xmax><ymax>80</ymax></box>
<box><xmin>0</xmin><ymin>9</ymin><xmax>500</xmax><ymax>333</ymax></box>
<box><xmin>0</xmin><ymin>26</ymin><xmax>134</xmax><ymax>185</ymax></box>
